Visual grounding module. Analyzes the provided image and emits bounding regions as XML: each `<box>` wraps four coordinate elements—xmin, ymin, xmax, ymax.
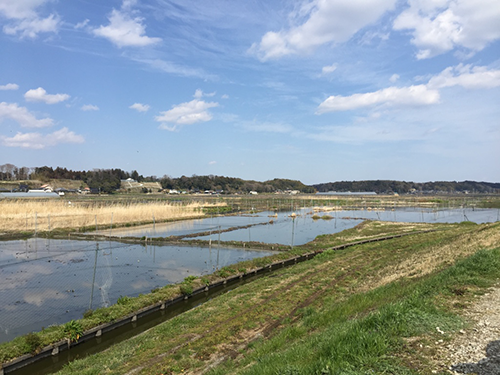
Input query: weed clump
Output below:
<box><xmin>63</xmin><ymin>320</ymin><xmax>83</xmax><ymax>342</ymax></box>
<box><xmin>23</xmin><ymin>332</ymin><xmax>42</xmax><ymax>353</ymax></box>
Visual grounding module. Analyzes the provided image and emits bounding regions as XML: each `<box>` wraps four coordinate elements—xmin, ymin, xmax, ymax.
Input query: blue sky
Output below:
<box><xmin>0</xmin><ymin>0</ymin><xmax>499</xmax><ymax>184</ymax></box>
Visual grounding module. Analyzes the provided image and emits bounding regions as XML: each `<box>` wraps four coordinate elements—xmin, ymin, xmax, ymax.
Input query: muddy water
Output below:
<box><xmin>0</xmin><ymin>239</ymin><xmax>274</xmax><ymax>343</ymax></box>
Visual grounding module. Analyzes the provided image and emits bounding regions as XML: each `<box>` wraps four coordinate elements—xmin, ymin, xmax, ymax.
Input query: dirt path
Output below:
<box><xmin>435</xmin><ymin>283</ymin><xmax>500</xmax><ymax>375</ymax></box>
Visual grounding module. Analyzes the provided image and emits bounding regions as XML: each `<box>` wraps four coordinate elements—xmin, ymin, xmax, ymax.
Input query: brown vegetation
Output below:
<box><xmin>0</xmin><ymin>200</ymin><xmax>212</xmax><ymax>232</ymax></box>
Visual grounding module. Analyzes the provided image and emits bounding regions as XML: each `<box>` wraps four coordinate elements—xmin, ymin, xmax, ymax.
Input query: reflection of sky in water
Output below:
<box><xmin>106</xmin><ymin>208</ymin><xmax>499</xmax><ymax>245</ymax></box>
<box><xmin>106</xmin><ymin>214</ymin><xmax>269</xmax><ymax>238</ymax></box>
<box><xmin>0</xmin><ymin>238</ymin><xmax>273</xmax><ymax>343</ymax></box>
<box><xmin>0</xmin><ymin>207</ymin><xmax>497</xmax><ymax>343</ymax></box>
<box><xmin>192</xmin><ymin>208</ymin><xmax>500</xmax><ymax>245</ymax></box>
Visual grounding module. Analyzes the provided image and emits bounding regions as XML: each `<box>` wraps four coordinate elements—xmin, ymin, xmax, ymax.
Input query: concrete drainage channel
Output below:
<box><xmin>1</xmin><ymin>230</ymin><xmax>435</xmax><ymax>375</ymax></box>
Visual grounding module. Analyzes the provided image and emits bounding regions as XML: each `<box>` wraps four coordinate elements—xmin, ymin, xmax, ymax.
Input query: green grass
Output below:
<box><xmin>215</xmin><ymin>248</ymin><xmax>500</xmax><ymax>375</ymax></box>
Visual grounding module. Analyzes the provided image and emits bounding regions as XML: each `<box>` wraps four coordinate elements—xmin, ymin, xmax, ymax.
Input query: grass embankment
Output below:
<box><xmin>0</xmin><ymin>200</ymin><xmax>221</xmax><ymax>235</ymax></box>
<box><xmin>24</xmin><ymin>220</ymin><xmax>498</xmax><ymax>375</ymax></box>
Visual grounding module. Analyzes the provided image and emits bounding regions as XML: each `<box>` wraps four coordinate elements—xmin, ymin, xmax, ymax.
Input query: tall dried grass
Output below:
<box><xmin>0</xmin><ymin>200</ymin><xmax>212</xmax><ymax>232</ymax></box>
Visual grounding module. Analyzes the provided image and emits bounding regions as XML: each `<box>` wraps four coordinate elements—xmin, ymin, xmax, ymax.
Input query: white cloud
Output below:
<box><xmin>129</xmin><ymin>103</ymin><xmax>150</xmax><ymax>112</ymax></box>
<box><xmin>389</xmin><ymin>74</ymin><xmax>400</xmax><ymax>83</ymax></box>
<box><xmin>24</xmin><ymin>87</ymin><xmax>70</xmax><ymax>104</ymax></box>
<box><xmin>250</xmin><ymin>0</ymin><xmax>396</xmax><ymax>60</ymax></box>
<box><xmin>221</xmin><ymin>94</ymin><xmax>229</xmax><ymax>99</ymax></box>
<box><xmin>0</xmin><ymin>0</ymin><xmax>60</xmax><ymax>38</ymax></box>
<box><xmin>1</xmin><ymin>127</ymin><xmax>84</xmax><ymax>149</ymax></box>
<box><xmin>322</xmin><ymin>64</ymin><xmax>337</xmax><ymax>74</ymax></box>
<box><xmin>155</xmin><ymin>98</ymin><xmax>219</xmax><ymax>131</ymax></box>
<box><xmin>208</xmin><ymin>161</ymin><xmax>217</xmax><ymax>165</ymax></box>
<box><xmin>80</xmin><ymin>104</ymin><xmax>99</xmax><ymax>111</ymax></box>
<box><xmin>0</xmin><ymin>101</ymin><xmax>53</xmax><ymax>128</ymax></box>
<box><xmin>194</xmin><ymin>89</ymin><xmax>216</xmax><ymax>99</ymax></box>
<box><xmin>427</xmin><ymin>64</ymin><xmax>500</xmax><ymax>89</ymax></box>
<box><xmin>0</xmin><ymin>83</ymin><xmax>19</xmax><ymax>90</ymax></box>
<box><xmin>317</xmin><ymin>85</ymin><xmax>440</xmax><ymax>113</ymax></box>
<box><xmin>92</xmin><ymin>2</ymin><xmax>161</xmax><ymax>48</ymax></box>
<box><xmin>393</xmin><ymin>0</ymin><xmax>500</xmax><ymax>59</ymax></box>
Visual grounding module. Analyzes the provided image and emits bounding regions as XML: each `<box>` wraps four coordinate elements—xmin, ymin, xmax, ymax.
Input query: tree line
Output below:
<box><xmin>1</xmin><ymin>164</ymin><xmax>498</xmax><ymax>194</ymax></box>
<box><xmin>313</xmin><ymin>180</ymin><xmax>500</xmax><ymax>194</ymax></box>
<box><xmin>160</xmin><ymin>175</ymin><xmax>316</xmax><ymax>194</ymax></box>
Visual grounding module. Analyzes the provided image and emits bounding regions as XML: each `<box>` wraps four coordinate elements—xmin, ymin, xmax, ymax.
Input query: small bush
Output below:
<box><xmin>23</xmin><ymin>332</ymin><xmax>42</xmax><ymax>353</ymax></box>
<box><xmin>117</xmin><ymin>295</ymin><xmax>132</xmax><ymax>305</ymax></box>
<box><xmin>83</xmin><ymin>309</ymin><xmax>93</xmax><ymax>318</ymax></box>
<box><xmin>64</xmin><ymin>320</ymin><xmax>83</xmax><ymax>342</ymax></box>
<box><xmin>180</xmin><ymin>283</ymin><xmax>193</xmax><ymax>296</ymax></box>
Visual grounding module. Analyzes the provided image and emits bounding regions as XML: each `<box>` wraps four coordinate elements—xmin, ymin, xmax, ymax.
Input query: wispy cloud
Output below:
<box><xmin>80</xmin><ymin>104</ymin><xmax>99</xmax><ymax>111</ymax></box>
<box><xmin>194</xmin><ymin>89</ymin><xmax>216</xmax><ymax>99</ymax></box>
<box><xmin>24</xmin><ymin>87</ymin><xmax>70</xmax><ymax>104</ymax></box>
<box><xmin>131</xmin><ymin>57</ymin><xmax>217</xmax><ymax>80</ymax></box>
<box><xmin>0</xmin><ymin>102</ymin><xmax>53</xmax><ymax>128</ymax></box>
<box><xmin>239</xmin><ymin>121</ymin><xmax>294</xmax><ymax>134</ymax></box>
<box><xmin>322</xmin><ymin>64</ymin><xmax>337</xmax><ymax>75</ymax></box>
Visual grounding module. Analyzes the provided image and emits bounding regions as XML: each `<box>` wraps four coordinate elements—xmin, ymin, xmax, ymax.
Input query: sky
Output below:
<box><xmin>0</xmin><ymin>0</ymin><xmax>499</xmax><ymax>185</ymax></box>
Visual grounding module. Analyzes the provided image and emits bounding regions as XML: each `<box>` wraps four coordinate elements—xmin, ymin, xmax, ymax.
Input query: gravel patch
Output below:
<box><xmin>436</xmin><ymin>284</ymin><xmax>500</xmax><ymax>375</ymax></box>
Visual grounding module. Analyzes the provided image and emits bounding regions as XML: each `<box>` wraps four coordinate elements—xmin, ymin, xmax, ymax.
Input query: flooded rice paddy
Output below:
<box><xmin>0</xmin><ymin>239</ymin><xmax>273</xmax><ymax>343</ymax></box>
<box><xmin>0</xmin><ymin>206</ymin><xmax>498</xmax><ymax>343</ymax></box>
<box><xmin>109</xmin><ymin>207</ymin><xmax>499</xmax><ymax>246</ymax></box>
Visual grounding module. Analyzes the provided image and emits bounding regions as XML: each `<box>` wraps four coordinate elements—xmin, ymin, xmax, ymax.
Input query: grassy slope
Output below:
<box><xmin>48</xmin><ymin>220</ymin><xmax>500</xmax><ymax>375</ymax></box>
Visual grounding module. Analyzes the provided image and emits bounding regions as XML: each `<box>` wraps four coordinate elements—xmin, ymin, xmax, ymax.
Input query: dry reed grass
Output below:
<box><xmin>0</xmin><ymin>200</ymin><xmax>214</xmax><ymax>232</ymax></box>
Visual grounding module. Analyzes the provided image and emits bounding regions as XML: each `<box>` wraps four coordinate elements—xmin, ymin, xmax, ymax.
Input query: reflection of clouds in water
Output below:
<box><xmin>24</xmin><ymin>289</ymin><xmax>67</xmax><ymax>307</ymax></box>
<box><xmin>0</xmin><ymin>263</ymin><xmax>54</xmax><ymax>291</ymax></box>
<box><xmin>131</xmin><ymin>279</ymin><xmax>151</xmax><ymax>290</ymax></box>
<box><xmin>155</xmin><ymin>259</ymin><xmax>188</xmax><ymax>282</ymax></box>
<box><xmin>110</xmin><ymin>219</ymin><xmax>199</xmax><ymax>237</ymax></box>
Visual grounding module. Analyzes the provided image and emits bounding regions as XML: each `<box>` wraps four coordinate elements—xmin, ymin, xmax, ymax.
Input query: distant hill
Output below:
<box><xmin>312</xmin><ymin>180</ymin><xmax>500</xmax><ymax>194</ymax></box>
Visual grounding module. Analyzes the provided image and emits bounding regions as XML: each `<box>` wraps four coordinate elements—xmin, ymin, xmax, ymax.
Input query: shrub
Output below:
<box><xmin>117</xmin><ymin>295</ymin><xmax>132</xmax><ymax>305</ymax></box>
<box><xmin>180</xmin><ymin>283</ymin><xmax>193</xmax><ymax>296</ymax></box>
<box><xmin>23</xmin><ymin>332</ymin><xmax>42</xmax><ymax>353</ymax></box>
<box><xmin>64</xmin><ymin>320</ymin><xmax>83</xmax><ymax>342</ymax></box>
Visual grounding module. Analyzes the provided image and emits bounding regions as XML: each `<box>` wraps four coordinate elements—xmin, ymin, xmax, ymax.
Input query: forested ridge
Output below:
<box><xmin>1</xmin><ymin>164</ymin><xmax>498</xmax><ymax>194</ymax></box>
